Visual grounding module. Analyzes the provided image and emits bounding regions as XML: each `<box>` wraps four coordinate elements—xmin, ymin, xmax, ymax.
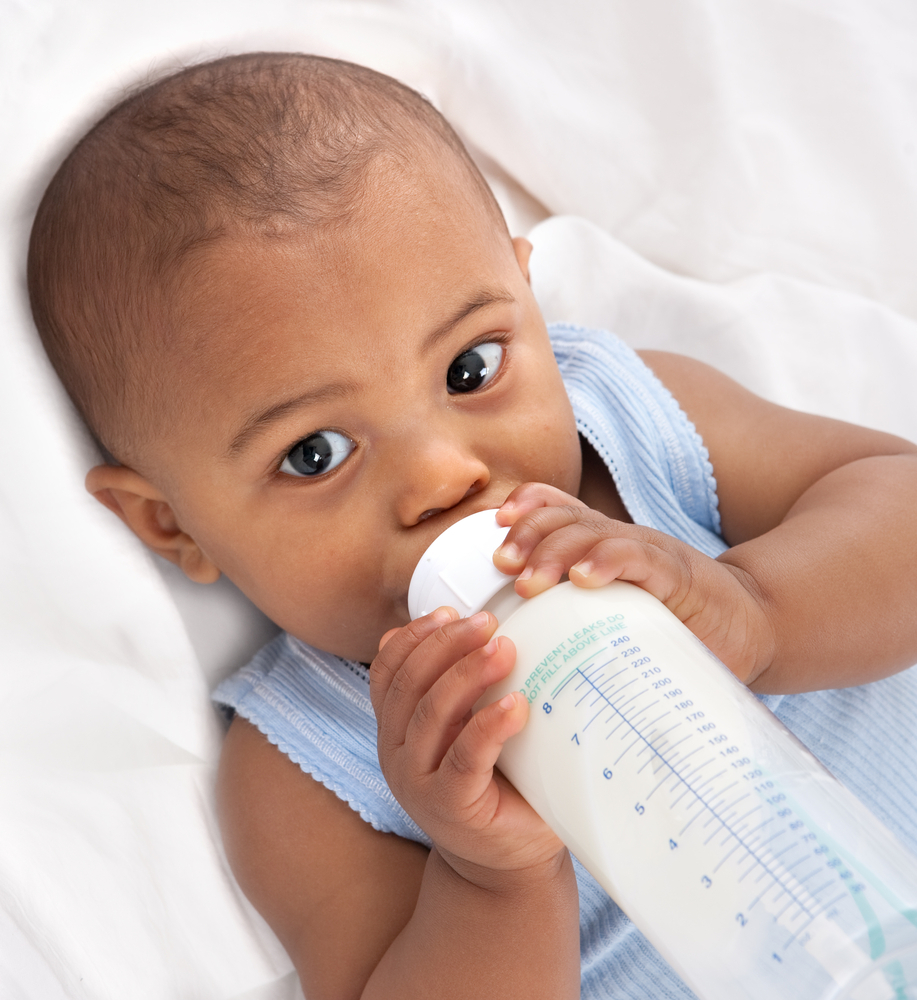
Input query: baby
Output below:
<box><xmin>27</xmin><ymin>52</ymin><xmax>917</xmax><ymax>999</ymax></box>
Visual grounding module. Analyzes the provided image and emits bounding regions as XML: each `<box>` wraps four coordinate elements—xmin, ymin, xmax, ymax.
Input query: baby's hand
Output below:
<box><xmin>495</xmin><ymin>483</ymin><xmax>776</xmax><ymax>686</ymax></box>
<box><xmin>370</xmin><ymin>609</ymin><xmax>566</xmax><ymax>884</ymax></box>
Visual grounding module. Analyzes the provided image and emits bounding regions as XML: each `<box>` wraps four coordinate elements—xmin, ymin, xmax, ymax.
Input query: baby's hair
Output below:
<box><xmin>27</xmin><ymin>52</ymin><xmax>503</xmax><ymax>469</ymax></box>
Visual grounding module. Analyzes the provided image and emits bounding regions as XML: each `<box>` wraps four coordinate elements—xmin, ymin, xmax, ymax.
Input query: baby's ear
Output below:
<box><xmin>85</xmin><ymin>465</ymin><xmax>220</xmax><ymax>584</ymax></box>
<box><xmin>512</xmin><ymin>236</ymin><xmax>533</xmax><ymax>283</ymax></box>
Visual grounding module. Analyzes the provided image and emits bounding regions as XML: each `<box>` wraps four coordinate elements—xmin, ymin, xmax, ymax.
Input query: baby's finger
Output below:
<box><xmin>372</xmin><ymin>611</ymin><xmax>498</xmax><ymax>760</ymax></box>
<box><xmin>497</xmin><ymin>482</ymin><xmax>586</xmax><ymax>526</ymax></box>
<box><xmin>369</xmin><ymin>607</ymin><xmax>456</xmax><ymax>716</ymax></box>
<box><xmin>377</xmin><ymin>627</ymin><xmax>401</xmax><ymax>652</ymax></box>
<box><xmin>435</xmin><ymin>691</ymin><xmax>529</xmax><ymax>818</ymax></box>
<box><xmin>402</xmin><ymin>635</ymin><xmax>517</xmax><ymax>775</ymax></box>
<box><xmin>568</xmin><ymin>533</ymin><xmax>698</xmax><ymax>615</ymax></box>
<box><xmin>494</xmin><ymin>504</ymin><xmax>614</xmax><ymax>581</ymax></box>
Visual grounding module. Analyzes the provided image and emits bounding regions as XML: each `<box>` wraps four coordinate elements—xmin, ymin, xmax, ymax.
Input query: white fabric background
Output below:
<box><xmin>2</xmin><ymin>1</ymin><xmax>917</xmax><ymax>996</ymax></box>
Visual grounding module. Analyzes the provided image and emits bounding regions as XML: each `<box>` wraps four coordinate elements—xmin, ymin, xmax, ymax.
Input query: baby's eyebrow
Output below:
<box><xmin>422</xmin><ymin>288</ymin><xmax>516</xmax><ymax>351</ymax></box>
<box><xmin>226</xmin><ymin>289</ymin><xmax>515</xmax><ymax>458</ymax></box>
<box><xmin>227</xmin><ymin>382</ymin><xmax>354</xmax><ymax>457</ymax></box>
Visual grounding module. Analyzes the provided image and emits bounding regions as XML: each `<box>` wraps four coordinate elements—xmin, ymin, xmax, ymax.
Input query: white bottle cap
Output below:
<box><xmin>408</xmin><ymin>509</ymin><xmax>514</xmax><ymax>620</ymax></box>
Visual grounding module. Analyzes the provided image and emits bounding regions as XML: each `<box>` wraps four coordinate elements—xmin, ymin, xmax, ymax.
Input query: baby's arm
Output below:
<box><xmin>217</xmin><ymin>606</ymin><xmax>580</xmax><ymax>1000</ymax></box>
<box><xmin>496</xmin><ymin>351</ymin><xmax>917</xmax><ymax>694</ymax></box>
<box><xmin>365</xmin><ymin>609</ymin><xmax>580</xmax><ymax>996</ymax></box>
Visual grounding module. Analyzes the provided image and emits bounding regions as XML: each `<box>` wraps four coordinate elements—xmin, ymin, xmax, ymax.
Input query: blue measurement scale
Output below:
<box><xmin>487</xmin><ymin>583</ymin><xmax>917</xmax><ymax>1000</ymax></box>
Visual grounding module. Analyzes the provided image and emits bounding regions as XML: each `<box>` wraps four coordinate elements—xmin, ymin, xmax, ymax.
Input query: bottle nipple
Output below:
<box><xmin>408</xmin><ymin>509</ymin><xmax>512</xmax><ymax>620</ymax></box>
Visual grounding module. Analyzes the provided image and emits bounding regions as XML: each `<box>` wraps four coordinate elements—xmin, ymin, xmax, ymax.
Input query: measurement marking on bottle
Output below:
<box><xmin>772</xmin><ymin>894</ymin><xmax>799</xmax><ymax>922</ymax></box>
<box><xmin>614</xmin><ymin>688</ymin><xmax>651</xmax><ymax>716</ymax></box>
<box><xmin>553</xmin><ymin>668</ymin><xmax>589</xmax><ymax>698</ymax></box>
<box><xmin>808</xmin><ymin>890</ymin><xmax>848</xmax><ymax>924</ymax></box>
<box><xmin>654</xmin><ymin>733</ymin><xmax>695</xmax><ymax>767</ymax></box>
<box><xmin>810</xmin><ymin>885</ymin><xmax>844</xmax><ymax>913</ymax></box>
<box><xmin>716</xmin><ymin>809</ymin><xmax>757</xmax><ymax>848</ymax></box>
<box><xmin>706</xmin><ymin>781</ymin><xmax>743</xmax><ymax>815</ymax></box>
<box><xmin>574</xmin><ymin>689</ymin><xmax>599</xmax><ymax>710</ymax></box>
<box><xmin>639</xmin><ymin>709</ymin><xmax>678</xmax><ymax>735</ymax></box>
<box><xmin>747</xmin><ymin>855</ymin><xmax>792</xmax><ymax>891</ymax></box>
<box><xmin>771</xmin><ymin>842</ymin><xmax>806</xmax><ymax>865</ymax></box>
<box><xmin>614</xmin><ymin>735</ymin><xmax>645</xmax><ymax>767</ymax></box>
<box><xmin>647</xmin><ymin>768</ymin><xmax>681</xmax><ymax>801</ymax></box>
<box><xmin>596</xmin><ymin>665</ymin><xmax>630</xmax><ymax>687</ymax></box>
<box><xmin>715</xmin><ymin>795</ymin><xmax>754</xmax><ymax>830</ymax></box>
<box><xmin>637</xmin><ymin>723</ymin><xmax>682</xmax><ymax>770</ymax></box>
<box><xmin>783</xmin><ymin>913</ymin><xmax>818</xmax><ymax>950</ymax></box>
<box><xmin>704</xmin><ymin>801</ymin><xmax>746</xmax><ymax>846</ymax></box>
<box><xmin>744</xmin><ymin>823</ymin><xmax>785</xmax><ymax>853</ymax></box>
<box><xmin>746</xmin><ymin>885</ymin><xmax>769</xmax><ymax>910</ymax></box>
<box><xmin>686</xmin><ymin>767</ymin><xmax>729</xmax><ymax>804</ymax></box>
<box><xmin>604</xmin><ymin>689</ymin><xmax>645</xmax><ymax>720</ymax></box>
<box><xmin>602</xmin><ymin>715</ymin><xmax>629</xmax><ymax>741</ymax></box>
<box><xmin>713</xmin><ymin>840</ymin><xmax>745</xmax><ymax>873</ymax></box>
<box><xmin>581</xmin><ymin>704</ymin><xmax>610</xmax><ymax>733</ymax></box>
<box><xmin>792</xmin><ymin>865</ymin><xmax>829</xmax><ymax>891</ymax></box>
<box><xmin>552</xmin><ymin>660</ymin><xmax>817</xmax><ymax>919</ymax></box>
<box><xmin>678</xmin><ymin>752</ymin><xmax>718</xmax><ymax>781</ymax></box>
<box><xmin>627</xmin><ymin>711</ymin><xmax>656</xmax><ymax>736</ymax></box>
<box><xmin>730</xmin><ymin>804</ymin><xmax>764</xmax><ymax>833</ymax></box>
<box><xmin>679</xmin><ymin>799</ymin><xmax>712</xmax><ymax>836</ymax></box>
<box><xmin>666</xmin><ymin>753</ymin><xmax>708</xmax><ymax>805</ymax></box>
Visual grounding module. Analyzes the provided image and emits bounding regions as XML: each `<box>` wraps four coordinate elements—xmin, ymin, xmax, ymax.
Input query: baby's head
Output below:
<box><xmin>28</xmin><ymin>52</ymin><xmax>581</xmax><ymax>661</ymax></box>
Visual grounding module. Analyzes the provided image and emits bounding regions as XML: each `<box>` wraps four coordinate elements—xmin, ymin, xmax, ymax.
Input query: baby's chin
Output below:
<box><xmin>288</xmin><ymin>627</ymin><xmax>389</xmax><ymax>667</ymax></box>
<box><xmin>288</xmin><ymin>603</ymin><xmax>412</xmax><ymax>666</ymax></box>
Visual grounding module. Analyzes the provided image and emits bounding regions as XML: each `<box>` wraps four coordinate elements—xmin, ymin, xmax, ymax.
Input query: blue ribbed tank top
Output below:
<box><xmin>215</xmin><ymin>324</ymin><xmax>917</xmax><ymax>999</ymax></box>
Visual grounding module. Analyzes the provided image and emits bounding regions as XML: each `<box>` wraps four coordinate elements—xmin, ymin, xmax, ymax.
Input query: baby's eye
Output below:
<box><xmin>280</xmin><ymin>430</ymin><xmax>354</xmax><ymax>478</ymax></box>
<box><xmin>446</xmin><ymin>342</ymin><xmax>504</xmax><ymax>394</ymax></box>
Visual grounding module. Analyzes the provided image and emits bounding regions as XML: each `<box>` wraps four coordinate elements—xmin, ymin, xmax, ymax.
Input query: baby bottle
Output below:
<box><xmin>408</xmin><ymin>509</ymin><xmax>917</xmax><ymax>1000</ymax></box>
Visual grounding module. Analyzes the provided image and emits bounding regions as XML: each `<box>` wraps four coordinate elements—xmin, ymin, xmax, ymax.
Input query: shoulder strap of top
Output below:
<box><xmin>549</xmin><ymin>323</ymin><xmax>725</xmax><ymax>559</ymax></box>
<box><xmin>214</xmin><ymin>632</ymin><xmax>431</xmax><ymax>845</ymax></box>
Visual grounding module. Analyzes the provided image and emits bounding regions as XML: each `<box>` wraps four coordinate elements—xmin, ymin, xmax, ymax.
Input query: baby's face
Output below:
<box><xmin>150</xmin><ymin>153</ymin><xmax>581</xmax><ymax>661</ymax></box>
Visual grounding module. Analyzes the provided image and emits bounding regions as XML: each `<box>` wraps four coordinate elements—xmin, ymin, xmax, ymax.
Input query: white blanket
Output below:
<box><xmin>2</xmin><ymin>1</ymin><xmax>917</xmax><ymax>996</ymax></box>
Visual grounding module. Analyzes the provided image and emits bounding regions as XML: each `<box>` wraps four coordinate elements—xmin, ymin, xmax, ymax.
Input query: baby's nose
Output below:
<box><xmin>397</xmin><ymin>445</ymin><xmax>490</xmax><ymax>527</ymax></box>
<box><xmin>415</xmin><ymin>482</ymin><xmax>484</xmax><ymax>523</ymax></box>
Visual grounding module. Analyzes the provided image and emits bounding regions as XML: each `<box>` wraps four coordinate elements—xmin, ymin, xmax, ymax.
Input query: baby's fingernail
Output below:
<box><xmin>499</xmin><ymin>693</ymin><xmax>517</xmax><ymax>710</ymax></box>
<box><xmin>483</xmin><ymin>637</ymin><xmax>500</xmax><ymax>656</ymax></box>
<box><xmin>572</xmin><ymin>561</ymin><xmax>593</xmax><ymax>578</ymax></box>
<box><xmin>469</xmin><ymin>611</ymin><xmax>490</xmax><ymax>628</ymax></box>
<box><xmin>496</xmin><ymin>541</ymin><xmax>521</xmax><ymax>562</ymax></box>
<box><xmin>516</xmin><ymin>566</ymin><xmax>533</xmax><ymax>582</ymax></box>
<box><xmin>431</xmin><ymin>607</ymin><xmax>454</xmax><ymax>624</ymax></box>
